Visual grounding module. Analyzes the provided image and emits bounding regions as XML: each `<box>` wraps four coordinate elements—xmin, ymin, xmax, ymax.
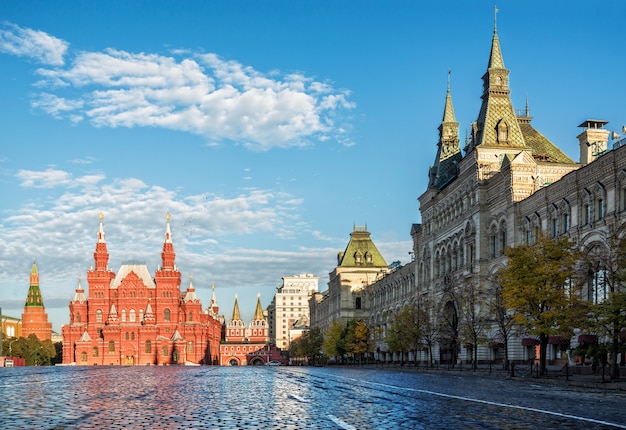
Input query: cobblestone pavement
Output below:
<box><xmin>1</xmin><ymin>365</ymin><xmax>626</xmax><ymax>429</ymax></box>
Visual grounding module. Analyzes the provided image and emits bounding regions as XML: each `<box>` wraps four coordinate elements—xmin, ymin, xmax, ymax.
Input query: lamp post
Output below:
<box><xmin>9</xmin><ymin>339</ymin><xmax>18</xmax><ymax>356</ymax></box>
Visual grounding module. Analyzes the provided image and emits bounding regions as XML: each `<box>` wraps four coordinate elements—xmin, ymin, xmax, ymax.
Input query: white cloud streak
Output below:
<box><xmin>0</xmin><ymin>22</ymin><xmax>68</xmax><ymax>65</ymax></box>
<box><xmin>1</xmin><ymin>22</ymin><xmax>356</xmax><ymax>150</ymax></box>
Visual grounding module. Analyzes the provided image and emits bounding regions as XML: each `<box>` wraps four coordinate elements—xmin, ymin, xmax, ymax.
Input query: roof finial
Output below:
<box><xmin>525</xmin><ymin>94</ymin><xmax>530</xmax><ymax>117</ymax></box>
<box><xmin>494</xmin><ymin>5</ymin><xmax>499</xmax><ymax>32</ymax></box>
<box><xmin>447</xmin><ymin>68</ymin><xmax>451</xmax><ymax>93</ymax></box>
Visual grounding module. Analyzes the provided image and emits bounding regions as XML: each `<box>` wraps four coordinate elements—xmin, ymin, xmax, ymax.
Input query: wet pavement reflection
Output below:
<box><xmin>1</xmin><ymin>366</ymin><xmax>625</xmax><ymax>429</ymax></box>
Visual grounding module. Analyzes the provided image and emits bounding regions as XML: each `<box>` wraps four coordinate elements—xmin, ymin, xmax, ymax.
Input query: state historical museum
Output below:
<box><xmin>62</xmin><ymin>213</ymin><xmax>222</xmax><ymax>365</ymax></box>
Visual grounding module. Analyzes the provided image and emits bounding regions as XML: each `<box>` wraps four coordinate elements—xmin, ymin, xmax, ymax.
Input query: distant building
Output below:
<box><xmin>0</xmin><ymin>314</ymin><xmax>22</xmax><ymax>339</ymax></box>
<box><xmin>267</xmin><ymin>274</ymin><xmax>318</xmax><ymax>350</ymax></box>
<box><xmin>219</xmin><ymin>294</ymin><xmax>283</xmax><ymax>365</ymax></box>
<box><xmin>61</xmin><ymin>213</ymin><xmax>222</xmax><ymax>365</ymax></box>
<box><xmin>310</xmin><ymin>226</ymin><xmax>389</xmax><ymax>334</ymax></box>
<box><xmin>21</xmin><ymin>262</ymin><xmax>52</xmax><ymax>341</ymax></box>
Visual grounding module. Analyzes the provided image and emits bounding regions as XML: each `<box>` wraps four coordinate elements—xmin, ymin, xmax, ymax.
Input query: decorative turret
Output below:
<box><xmin>253</xmin><ymin>293</ymin><xmax>264</xmax><ymax>321</ymax></box>
<box><xmin>208</xmin><ymin>284</ymin><xmax>219</xmax><ymax>317</ymax></box>
<box><xmin>72</xmin><ymin>275</ymin><xmax>87</xmax><ymax>304</ymax></box>
<box><xmin>231</xmin><ymin>294</ymin><xmax>242</xmax><ymax>322</ymax></box>
<box><xmin>183</xmin><ymin>275</ymin><xmax>199</xmax><ymax>303</ymax></box>
<box><xmin>25</xmin><ymin>261</ymin><xmax>44</xmax><ymax>308</ymax></box>
<box><xmin>143</xmin><ymin>299</ymin><xmax>156</xmax><ymax>324</ymax></box>
<box><xmin>106</xmin><ymin>303</ymin><xmax>119</xmax><ymax>324</ymax></box>
<box><xmin>467</xmin><ymin>8</ymin><xmax>526</xmax><ymax>152</ymax></box>
<box><xmin>429</xmin><ymin>70</ymin><xmax>462</xmax><ymax>189</ymax></box>
<box><xmin>94</xmin><ymin>212</ymin><xmax>109</xmax><ymax>271</ymax></box>
<box><xmin>160</xmin><ymin>212</ymin><xmax>176</xmax><ymax>271</ymax></box>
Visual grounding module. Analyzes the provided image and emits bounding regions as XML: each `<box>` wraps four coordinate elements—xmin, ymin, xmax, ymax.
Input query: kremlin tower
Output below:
<box><xmin>21</xmin><ymin>261</ymin><xmax>53</xmax><ymax>341</ymax></box>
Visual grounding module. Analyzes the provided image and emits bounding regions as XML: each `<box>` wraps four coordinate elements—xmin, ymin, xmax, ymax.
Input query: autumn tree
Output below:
<box><xmin>290</xmin><ymin>327</ymin><xmax>324</xmax><ymax>365</ymax></box>
<box><xmin>385</xmin><ymin>307</ymin><xmax>413</xmax><ymax>366</ymax></box>
<box><xmin>582</xmin><ymin>230</ymin><xmax>626</xmax><ymax>380</ymax></box>
<box><xmin>501</xmin><ymin>234</ymin><xmax>584</xmax><ymax>375</ymax></box>
<box><xmin>322</xmin><ymin>320</ymin><xmax>346</xmax><ymax>363</ymax></box>
<box><xmin>347</xmin><ymin>319</ymin><xmax>370</xmax><ymax>365</ymax></box>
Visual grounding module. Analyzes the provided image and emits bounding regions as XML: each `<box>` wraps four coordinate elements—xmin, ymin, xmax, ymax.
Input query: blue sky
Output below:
<box><xmin>1</xmin><ymin>1</ymin><xmax>625</xmax><ymax>331</ymax></box>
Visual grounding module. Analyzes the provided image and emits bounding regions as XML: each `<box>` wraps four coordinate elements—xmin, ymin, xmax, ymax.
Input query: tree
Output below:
<box><xmin>385</xmin><ymin>304</ymin><xmax>427</xmax><ymax>367</ymax></box>
<box><xmin>501</xmin><ymin>234</ymin><xmax>584</xmax><ymax>375</ymax></box>
<box><xmin>348</xmin><ymin>320</ymin><xmax>370</xmax><ymax>365</ymax></box>
<box><xmin>322</xmin><ymin>320</ymin><xmax>346</xmax><ymax>363</ymax></box>
<box><xmin>487</xmin><ymin>272</ymin><xmax>515</xmax><ymax>370</ymax></box>
<box><xmin>8</xmin><ymin>334</ymin><xmax>57</xmax><ymax>366</ymax></box>
<box><xmin>457</xmin><ymin>279</ymin><xmax>490</xmax><ymax>370</ymax></box>
<box><xmin>582</xmin><ymin>230</ymin><xmax>626</xmax><ymax>380</ymax></box>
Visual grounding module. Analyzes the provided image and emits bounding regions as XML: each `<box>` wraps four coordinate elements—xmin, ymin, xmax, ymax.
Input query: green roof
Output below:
<box><xmin>519</xmin><ymin>122</ymin><xmax>576</xmax><ymax>164</ymax></box>
<box><xmin>338</xmin><ymin>227</ymin><xmax>388</xmax><ymax>268</ymax></box>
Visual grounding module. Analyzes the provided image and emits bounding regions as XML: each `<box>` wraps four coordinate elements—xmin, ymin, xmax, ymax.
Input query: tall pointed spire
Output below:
<box><xmin>428</xmin><ymin>70</ymin><xmax>462</xmax><ymax>189</ymax></box>
<box><xmin>468</xmin><ymin>8</ymin><xmax>526</xmax><ymax>151</ymax></box>
<box><xmin>231</xmin><ymin>294</ymin><xmax>241</xmax><ymax>321</ymax></box>
<box><xmin>253</xmin><ymin>293</ymin><xmax>264</xmax><ymax>321</ymax></box>
<box><xmin>25</xmin><ymin>261</ymin><xmax>44</xmax><ymax>307</ymax></box>
<box><xmin>160</xmin><ymin>212</ymin><xmax>176</xmax><ymax>270</ymax></box>
<box><xmin>94</xmin><ymin>212</ymin><xmax>110</xmax><ymax>271</ymax></box>
<box><xmin>487</xmin><ymin>6</ymin><xmax>505</xmax><ymax>70</ymax></box>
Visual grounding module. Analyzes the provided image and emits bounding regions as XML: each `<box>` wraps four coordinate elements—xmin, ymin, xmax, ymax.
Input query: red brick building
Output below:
<box><xmin>62</xmin><ymin>213</ymin><xmax>222</xmax><ymax>365</ymax></box>
<box><xmin>219</xmin><ymin>294</ymin><xmax>283</xmax><ymax>365</ymax></box>
<box><xmin>22</xmin><ymin>261</ymin><xmax>52</xmax><ymax>341</ymax></box>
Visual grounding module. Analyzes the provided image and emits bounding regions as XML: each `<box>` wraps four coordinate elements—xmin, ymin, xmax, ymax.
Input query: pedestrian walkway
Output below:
<box><xmin>349</xmin><ymin>362</ymin><xmax>626</xmax><ymax>391</ymax></box>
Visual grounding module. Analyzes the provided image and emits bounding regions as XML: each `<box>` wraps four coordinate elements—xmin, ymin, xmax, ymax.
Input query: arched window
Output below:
<box><xmin>139</xmin><ymin>309</ymin><xmax>144</xmax><ymax>322</ymax></box>
<box><xmin>129</xmin><ymin>309</ymin><xmax>136</xmax><ymax>322</ymax></box>
<box><xmin>76</xmin><ymin>313</ymin><xmax>81</xmax><ymax>323</ymax></box>
<box><xmin>92</xmin><ymin>347</ymin><xmax>99</xmax><ymax>357</ymax></box>
<box><xmin>188</xmin><ymin>312</ymin><xmax>192</xmax><ymax>322</ymax></box>
<box><xmin>108</xmin><ymin>341</ymin><xmax>115</xmax><ymax>352</ymax></box>
<box><xmin>121</xmin><ymin>309</ymin><xmax>126</xmax><ymax>322</ymax></box>
<box><xmin>164</xmin><ymin>308</ymin><xmax>171</xmax><ymax>322</ymax></box>
<box><xmin>81</xmin><ymin>351</ymin><xmax>87</xmax><ymax>362</ymax></box>
<box><xmin>96</xmin><ymin>309</ymin><xmax>103</xmax><ymax>323</ymax></box>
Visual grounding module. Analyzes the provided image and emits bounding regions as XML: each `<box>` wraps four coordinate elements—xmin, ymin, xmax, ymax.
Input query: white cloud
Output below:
<box><xmin>0</xmin><ymin>23</ymin><xmax>355</xmax><ymax>150</ymax></box>
<box><xmin>0</xmin><ymin>22</ymin><xmax>68</xmax><ymax>66</ymax></box>
<box><xmin>16</xmin><ymin>168</ymin><xmax>73</xmax><ymax>188</ymax></box>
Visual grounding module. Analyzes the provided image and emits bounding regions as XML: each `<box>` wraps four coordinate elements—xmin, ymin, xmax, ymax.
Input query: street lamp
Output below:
<box><xmin>9</xmin><ymin>339</ymin><xmax>18</xmax><ymax>356</ymax></box>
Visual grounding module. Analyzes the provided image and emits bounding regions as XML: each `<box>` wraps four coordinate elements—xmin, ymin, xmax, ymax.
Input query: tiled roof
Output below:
<box><xmin>338</xmin><ymin>227</ymin><xmax>387</xmax><ymax>268</ymax></box>
<box><xmin>519</xmin><ymin>122</ymin><xmax>575</xmax><ymax>164</ymax></box>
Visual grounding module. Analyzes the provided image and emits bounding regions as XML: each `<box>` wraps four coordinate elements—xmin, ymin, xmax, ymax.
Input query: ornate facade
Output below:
<box><xmin>219</xmin><ymin>294</ymin><xmax>283</xmax><ymax>365</ymax></box>
<box><xmin>365</xmin><ymin>18</ymin><xmax>625</xmax><ymax>365</ymax></box>
<box><xmin>61</xmin><ymin>214</ymin><xmax>222</xmax><ymax>365</ymax></box>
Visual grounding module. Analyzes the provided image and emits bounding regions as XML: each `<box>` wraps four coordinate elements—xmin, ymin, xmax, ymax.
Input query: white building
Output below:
<box><xmin>267</xmin><ymin>274</ymin><xmax>319</xmax><ymax>350</ymax></box>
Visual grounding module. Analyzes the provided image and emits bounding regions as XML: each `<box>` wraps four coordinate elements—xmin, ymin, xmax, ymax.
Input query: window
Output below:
<box><xmin>356</xmin><ymin>297</ymin><xmax>362</xmax><ymax>310</ymax></box>
<box><xmin>162</xmin><ymin>346</ymin><xmax>168</xmax><ymax>357</ymax></box>
<box><xmin>121</xmin><ymin>309</ymin><xmax>126</xmax><ymax>322</ymax></box>
<box><xmin>109</xmin><ymin>341</ymin><xmax>115</xmax><ymax>352</ymax></box>
<box><xmin>129</xmin><ymin>309</ymin><xmax>136</xmax><ymax>322</ymax></box>
<box><xmin>145</xmin><ymin>340</ymin><xmax>152</xmax><ymax>353</ymax></box>
<box><xmin>552</xmin><ymin>218</ymin><xmax>558</xmax><ymax>238</ymax></box>
<box><xmin>96</xmin><ymin>309</ymin><xmax>103</xmax><ymax>323</ymax></box>
<box><xmin>187</xmin><ymin>342</ymin><xmax>194</xmax><ymax>353</ymax></box>
<box><xmin>584</xmin><ymin>204</ymin><xmax>590</xmax><ymax>225</ymax></box>
<box><xmin>562</xmin><ymin>213</ymin><xmax>569</xmax><ymax>233</ymax></box>
<box><xmin>76</xmin><ymin>313</ymin><xmax>81</xmax><ymax>323</ymax></box>
<box><xmin>81</xmin><ymin>352</ymin><xmax>87</xmax><ymax>362</ymax></box>
<box><xmin>92</xmin><ymin>347</ymin><xmax>99</xmax><ymax>357</ymax></box>
<box><xmin>499</xmin><ymin>229</ymin><xmax>506</xmax><ymax>255</ymax></box>
<box><xmin>164</xmin><ymin>308</ymin><xmax>171</xmax><ymax>322</ymax></box>
<box><xmin>125</xmin><ymin>332</ymin><xmax>129</xmax><ymax>340</ymax></box>
<box><xmin>589</xmin><ymin>269</ymin><xmax>608</xmax><ymax>304</ymax></box>
<box><xmin>139</xmin><ymin>309</ymin><xmax>144</xmax><ymax>322</ymax></box>
<box><xmin>131</xmin><ymin>332</ymin><xmax>135</xmax><ymax>340</ymax></box>
<box><xmin>188</xmin><ymin>312</ymin><xmax>192</xmax><ymax>322</ymax></box>
<box><xmin>597</xmin><ymin>198</ymin><xmax>604</xmax><ymax>220</ymax></box>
